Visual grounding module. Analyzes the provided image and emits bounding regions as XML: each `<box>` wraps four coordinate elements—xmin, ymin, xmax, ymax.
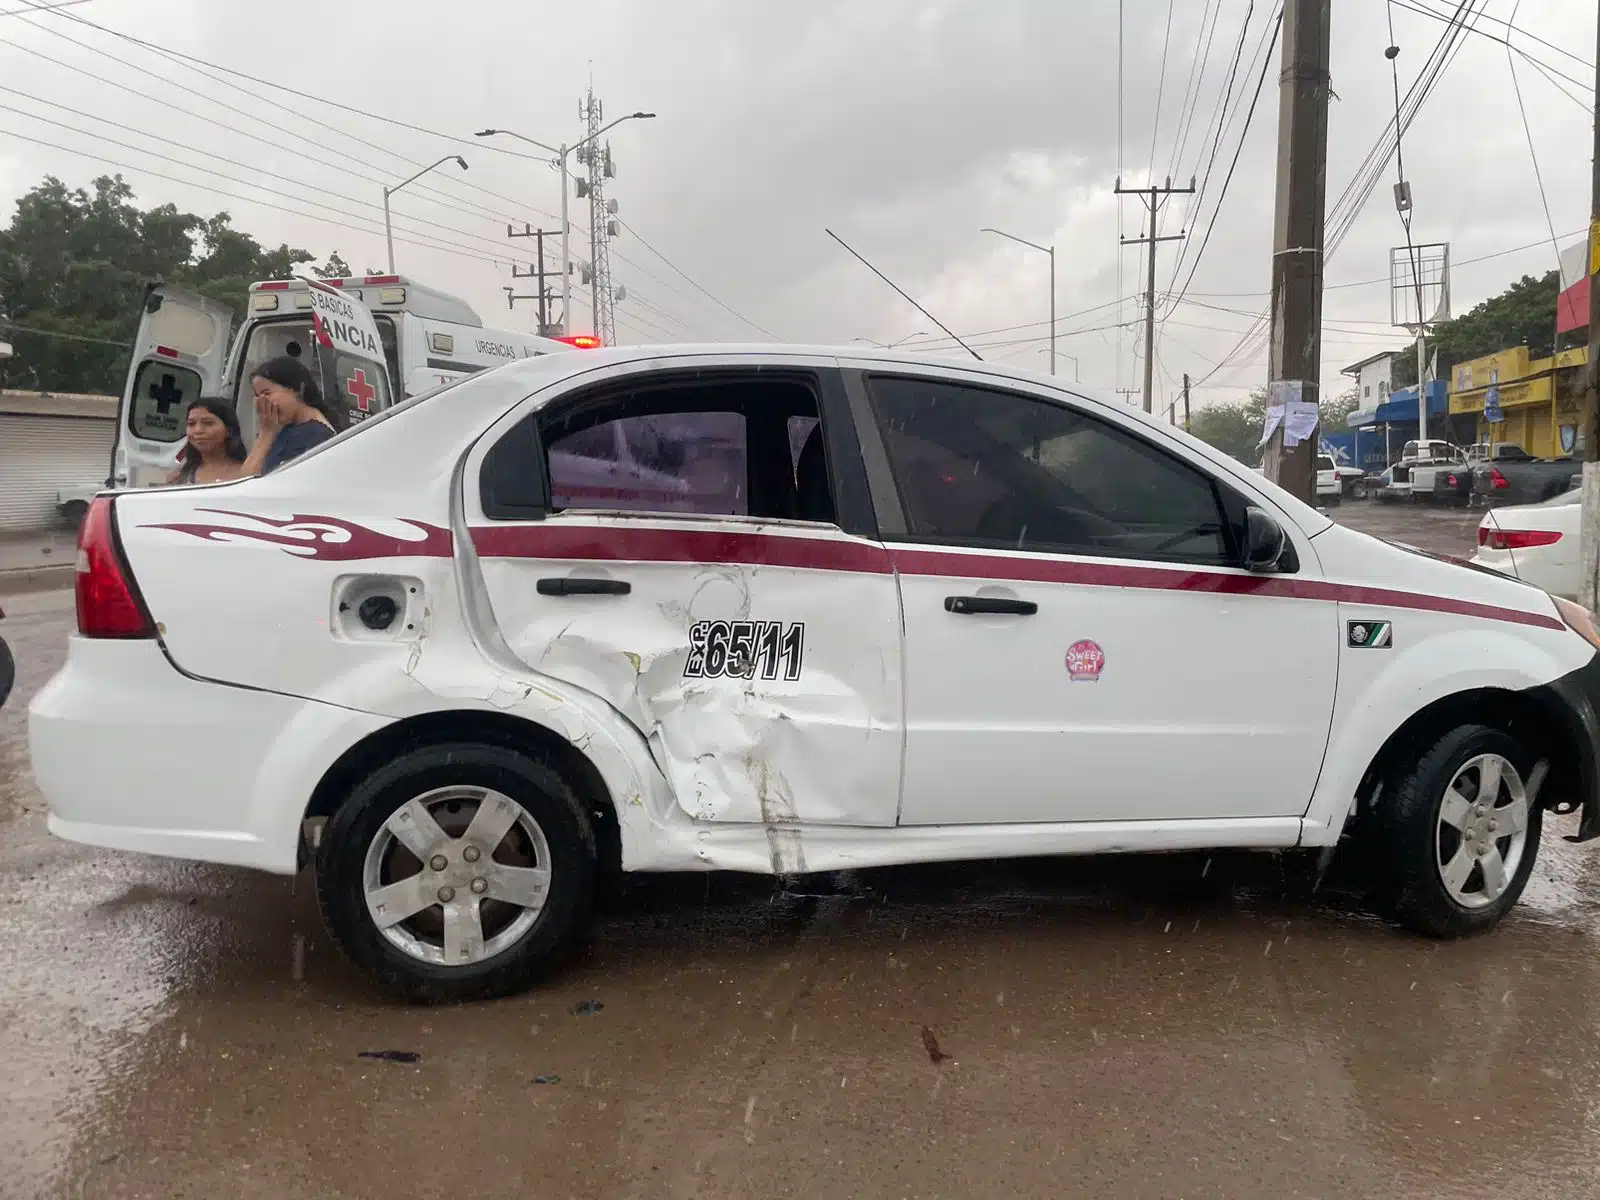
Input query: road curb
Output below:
<box><xmin>0</xmin><ymin>565</ymin><xmax>74</xmax><ymax>597</ymax></box>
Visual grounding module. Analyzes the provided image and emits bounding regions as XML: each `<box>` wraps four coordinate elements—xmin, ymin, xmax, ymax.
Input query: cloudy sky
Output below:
<box><xmin>0</xmin><ymin>0</ymin><xmax>1590</xmax><ymax>414</ymax></box>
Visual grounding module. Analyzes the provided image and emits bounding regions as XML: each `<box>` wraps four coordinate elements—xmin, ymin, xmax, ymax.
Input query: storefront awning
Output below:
<box><xmin>1348</xmin><ymin>407</ymin><xmax>1380</xmax><ymax>428</ymax></box>
<box><xmin>1375</xmin><ymin>380</ymin><xmax>1448</xmax><ymax>424</ymax></box>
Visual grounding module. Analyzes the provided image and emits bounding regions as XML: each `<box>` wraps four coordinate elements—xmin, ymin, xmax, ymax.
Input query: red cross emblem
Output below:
<box><xmin>346</xmin><ymin>368</ymin><xmax>377</xmax><ymax>413</ymax></box>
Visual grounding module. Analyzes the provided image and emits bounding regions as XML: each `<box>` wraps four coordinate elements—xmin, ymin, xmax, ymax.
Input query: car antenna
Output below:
<box><xmin>824</xmin><ymin>229</ymin><xmax>983</xmax><ymax>361</ymax></box>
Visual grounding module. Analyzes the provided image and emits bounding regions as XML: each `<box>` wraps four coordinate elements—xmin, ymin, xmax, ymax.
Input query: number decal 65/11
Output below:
<box><xmin>684</xmin><ymin>620</ymin><xmax>805</xmax><ymax>680</ymax></box>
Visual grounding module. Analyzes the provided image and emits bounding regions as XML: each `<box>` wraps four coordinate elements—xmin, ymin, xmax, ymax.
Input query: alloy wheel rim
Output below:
<box><xmin>1435</xmin><ymin>753</ymin><xmax>1530</xmax><ymax>910</ymax></box>
<box><xmin>362</xmin><ymin>785</ymin><xmax>552</xmax><ymax>966</ymax></box>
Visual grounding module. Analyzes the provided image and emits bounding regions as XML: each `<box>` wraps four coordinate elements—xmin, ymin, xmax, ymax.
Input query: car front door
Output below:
<box><xmin>466</xmin><ymin>356</ymin><xmax>904</xmax><ymax>828</ymax></box>
<box><xmin>853</xmin><ymin>368</ymin><xmax>1339</xmax><ymax>828</ymax></box>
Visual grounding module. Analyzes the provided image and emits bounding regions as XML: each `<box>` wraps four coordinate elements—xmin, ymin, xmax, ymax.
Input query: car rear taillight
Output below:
<box><xmin>1480</xmin><ymin>527</ymin><xmax>1561</xmax><ymax>551</ymax></box>
<box><xmin>1448</xmin><ymin>474</ymin><xmax>1460</xmax><ymax>487</ymax></box>
<box><xmin>76</xmin><ymin>497</ymin><xmax>155</xmax><ymax>639</ymax></box>
<box><xmin>1490</xmin><ymin>468</ymin><xmax>1509</xmax><ymax>489</ymax></box>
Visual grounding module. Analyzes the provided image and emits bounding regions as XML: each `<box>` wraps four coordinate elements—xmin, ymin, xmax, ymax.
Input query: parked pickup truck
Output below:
<box><xmin>1391</xmin><ymin>439</ymin><xmax>1468</xmax><ymax>501</ymax></box>
<box><xmin>1471</xmin><ymin>444</ymin><xmax>1578</xmax><ymax>506</ymax></box>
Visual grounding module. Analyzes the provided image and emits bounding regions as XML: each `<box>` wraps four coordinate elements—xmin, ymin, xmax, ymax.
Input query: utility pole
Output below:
<box><xmin>1116</xmin><ymin>387</ymin><xmax>1142</xmax><ymax>405</ymax></box>
<box><xmin>1578</xmin><ymin>10</ymin><xmax>1600</xmax><ymax>610</ymax></box>
<box><xmin>1182</xmin><ymin>372</ymin><xmax>1191</xmax><ymax>431</ymax></box>
<box><xmin>1258</xmin><ymin>0</ymin><xmax>1332</xmax><ymax>505</ymax></box>
<box><xmin>1116</xmin><ymin>177</ymin><xmax>1194</xmax><ymax>412</ymax></box>
<box><xmin>507</xmin><ymin>224</ymin><xmax>562</xmax><ymax>334</ymax></box>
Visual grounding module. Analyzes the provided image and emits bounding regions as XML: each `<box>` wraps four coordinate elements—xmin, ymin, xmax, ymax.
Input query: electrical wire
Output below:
<box><xmin>1146</xmin><ymin>0</ymin><xmax>1178</xmax><ymax>181</ymax></box>
<box><xmin>1393</xmin><ymin>0</ymin><xmax>1591</xmax><ymax>70</ymax></box>
<box><xmin>1503</xmin><ymin>0</ymin><xmax>1568</xmax><ymax>276</ymax></box>
<box><xmin>1164</xmin><ymin>8</ymin><xmax>1282</xmax><ymax>314</ymax></box>
<box><xmin>1165</xmin><ymin>0</ymin><xmax>1225</xmax><ymax>183</ymax></box>
<box><xmin>0</xmin><ymin>320</ymin><xmax>131</xmax><ymax>346</ymax></box>
<box><xmin>617</xmin><ymin>218</ymin><xmax>779</xmax><ymax>339</ymax></box>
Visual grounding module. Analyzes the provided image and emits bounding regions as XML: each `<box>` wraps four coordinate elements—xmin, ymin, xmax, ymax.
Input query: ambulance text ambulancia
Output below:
<box><xmin>32</xmin><ymin>346</ymin><xmax>1600</xmax><ymax>1001</ymax></box>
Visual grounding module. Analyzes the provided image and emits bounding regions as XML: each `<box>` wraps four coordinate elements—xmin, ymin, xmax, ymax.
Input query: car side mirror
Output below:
<box><xmin>1243</xmin><ymin>508</ymin><xmax>1286</xmax><ymax>572</ymax></box>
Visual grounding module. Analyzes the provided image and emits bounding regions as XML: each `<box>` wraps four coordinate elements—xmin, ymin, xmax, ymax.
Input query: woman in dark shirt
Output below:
<box><xmin>241</xmin><ymin>356</ymin><xmax>346</xmax><ymax>476</ymax></box>
<box><xmin>166</xmin><ymin>398</ymin><xmax>247</xmax><ymax>485</ymax></box>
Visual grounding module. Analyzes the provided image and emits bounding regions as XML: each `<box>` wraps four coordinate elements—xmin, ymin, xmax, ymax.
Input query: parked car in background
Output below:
<box><xmin>1395</xmin><ymin>439</ymin><xmax>1468</xmax><ymax>501</ymax></box>
<box><xmin>1316</xmin><ymin>454</ymin><xmax>1342</xmax><ymax>504</ymax></box>
<box><xmin>1332</xmin><ymin>462</ymin><xmax>1370</xmax><ymax>500</ymax></box>
<box><xmin>1471</xmin><ymin>488</ymin><xmax>1580</xmax><ymax>598</ymax></box>
<box><xmin>1472</xmin><ymin>444</ymin><xmax>1579</xmax><ymax>507</ymax></box>
<box><xmin>1430</xmin><ymin>464</ymin><xmax>1476</xmax><ymax>505</ymax></box>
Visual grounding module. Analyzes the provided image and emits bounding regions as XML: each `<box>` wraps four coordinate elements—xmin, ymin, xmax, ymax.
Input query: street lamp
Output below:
<box><xmin>1036</xmin><ymin>347</ymin><xmax>1079</xmax><ymax>381</ymax></box>
<box><xmin>983</xmin><ymin>227</ymin><xmax>1056</xmax><ymax>376</ymax></box>
<box><xmin>383</xmin><ymin>155</ymin><xmax>468</xmax><ymax>272</ymax></box>
<box><xmin>477</xmin><ymin>111</ymin><xmax>656</xmax><ymax>337</ymax></box>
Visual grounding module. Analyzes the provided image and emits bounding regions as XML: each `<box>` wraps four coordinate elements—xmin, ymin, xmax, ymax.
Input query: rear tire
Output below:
<box><xmin>1348</xmin><ymin>480</ymin><xmax>1368</xmax><ymax>502</ymax></box>
<box><xmin>1377</xmin><ymin>724</ymin><xmax>1541</xmax><ymax>938</ymax></box>
<box><xmin>316</xmin><ymin>742</ymin><xmax>596</xmax><ymax>1003</ymax></box>
<box><xmin>0</xmin><ymin>635</ymin><xmax>13</xmax><ymax>710</ymax></box>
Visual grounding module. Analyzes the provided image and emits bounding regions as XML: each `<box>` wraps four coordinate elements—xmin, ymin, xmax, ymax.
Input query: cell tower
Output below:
<box><xmin>575</xmin><ymin>87</ymin><xmax>622</xmax><ymax>346</ymax></box>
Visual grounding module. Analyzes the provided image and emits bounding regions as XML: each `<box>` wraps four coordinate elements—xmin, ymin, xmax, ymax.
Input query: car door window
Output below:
<box><xmin>128</xmin><ymin>360</ymin><xmax>202</xmax><ymax>443</ymax></box>
<box><xmin>867</xmin><ymin>375</ymin><xmax>1235</xmax><ymax>565</ymax></box>
<box><xmin>529</xmin><ymin>376</ymin><xmax>835</xmax><ymax>522</ymax></box>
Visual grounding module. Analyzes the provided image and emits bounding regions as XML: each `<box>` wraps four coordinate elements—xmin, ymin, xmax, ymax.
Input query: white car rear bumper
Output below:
<box><xmin>29</xmin><ymin>637</ymin><xmax>387</xmax><ymax>873</ymax></box>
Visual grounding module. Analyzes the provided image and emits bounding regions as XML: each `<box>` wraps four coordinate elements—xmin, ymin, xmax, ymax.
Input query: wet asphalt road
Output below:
<box><xmin>6</xmin><ymin>504</ymin><xmax>1600</xmax><ymax>1199</ymax></box>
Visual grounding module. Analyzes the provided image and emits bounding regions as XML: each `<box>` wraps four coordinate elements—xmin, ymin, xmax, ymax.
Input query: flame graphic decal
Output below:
<box><xmin>145</xmin><ymin>509</ymin><xmax>452</xmax><ymax>560</ymax></box>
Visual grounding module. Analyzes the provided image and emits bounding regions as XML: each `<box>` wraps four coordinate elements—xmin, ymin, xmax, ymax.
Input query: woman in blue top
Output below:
<box><xmin>242</xmin><ymin>355</ymin><xmax>346</xmax><ymax>476</ymax></box>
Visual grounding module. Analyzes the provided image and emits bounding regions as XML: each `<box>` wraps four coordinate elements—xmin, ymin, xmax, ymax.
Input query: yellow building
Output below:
<box><xmin>1448</xmin><ymin>345</ymin><xmax>1589</xmax><ymax>457</ymax></box>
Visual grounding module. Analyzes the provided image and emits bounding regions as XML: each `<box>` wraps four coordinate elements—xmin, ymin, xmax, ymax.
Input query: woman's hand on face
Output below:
<box><xmin>255</xmin><ymin>390</ymin><xmax>284</xmax><ymax>435</ymax></box>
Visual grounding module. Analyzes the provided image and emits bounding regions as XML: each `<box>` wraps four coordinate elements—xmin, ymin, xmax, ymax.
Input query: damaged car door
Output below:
<box><xmin>471</xmin><ymin>357</ymin><xmax>904</xmax><ymax>827</ymax></box>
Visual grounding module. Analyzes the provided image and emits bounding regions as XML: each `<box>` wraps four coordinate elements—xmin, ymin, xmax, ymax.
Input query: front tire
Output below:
<box><xmin>1378</xmin><ymin>725</ymin><xmax>1541</xmax><ymax>937</ymax></box>
<box><xmin>316</xmin><ymin>742</ymin><xmax>596</xmax><ymax>1003</ymax></box>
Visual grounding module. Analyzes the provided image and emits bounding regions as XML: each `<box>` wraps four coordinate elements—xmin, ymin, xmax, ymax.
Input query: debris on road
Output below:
<box><xmin>357</xmin><ymin>1050</ymin><xmax>421</xmax><ymax>1064</ymax></box>
<box><xmin>572</xmin><ymin>999</ymin><xmax>604</xmax><ymax>1016</ymax></box>
<box><xmin>533</xmin><ymin>1074</ymin><xmax>560</xmax><ymax>1085</ymax></box>
<box><xmin>921</xmin><ymin>1025</ymin><xmax>949</xmax><ymax>1065</ymax></box>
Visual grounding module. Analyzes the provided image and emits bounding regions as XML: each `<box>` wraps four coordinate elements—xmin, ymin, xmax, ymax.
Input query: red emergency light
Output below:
<box><xmin>554</xmin><ymin>335</ymin><xmax>603</xmax><ymax>349</ymax></box>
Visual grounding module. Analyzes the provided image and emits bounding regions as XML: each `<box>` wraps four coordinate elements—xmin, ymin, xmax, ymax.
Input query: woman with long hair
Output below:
<box><xmin>165</xmin><ymin>398</ymin><xmax>247</xmax><ymax>485</ymax></box>
<box><xmin>242</xmin><ymin>355</ymin><xmax>346</xmax><ymax>476</ymax></box>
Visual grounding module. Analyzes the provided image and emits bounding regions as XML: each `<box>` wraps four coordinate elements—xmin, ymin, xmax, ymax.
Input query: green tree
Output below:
<box><xmin>1390</xmin><ymin>271</ymin><xmax>1560</xmax><ymax>388</ymax></box>
<box><xmin>0</xmin><ymin>174</ymin><xmax>318</xmax><ymax>394</ymax></box>
<box><xmin>1321</xmin><ymin>385</ymin><xmax>1359</xmax><ymax>431</ymax></box>
<box><xmin>1189</xmin><ymin>387</ymin><xmax>1269</xmax><ymax>464</ymax></box>
<box><xmin>313</xmin><ymin>251</ymin><xmax>353</xmax><ymax>279</ymax></box>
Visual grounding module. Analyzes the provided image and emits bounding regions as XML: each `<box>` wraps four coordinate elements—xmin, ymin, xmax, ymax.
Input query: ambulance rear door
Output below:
<box><xmin>112</xmin><ymin>284</ymin><xmax>234</xmax><ymax>487</ymax></box>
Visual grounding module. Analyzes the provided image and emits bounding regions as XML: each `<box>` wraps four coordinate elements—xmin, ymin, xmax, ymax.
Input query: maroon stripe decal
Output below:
<box><xmin>464</xmin><ymin>523</ymin><xmax>1563</xmax><ymax>632</ymax></box>
<box><xmin>888</xmin><ymin>547</ymin><xmax>1566</xmax><ymax>630</ymax></box>
<box><xmin>147</xmin><ymin>511</ymin><xmax>452</xmax><ymax>560</ymax></box>
<box><xmin>470</xmin><ymin>524</ymin><xmax>893</xmax><ymax>574</ymax></box>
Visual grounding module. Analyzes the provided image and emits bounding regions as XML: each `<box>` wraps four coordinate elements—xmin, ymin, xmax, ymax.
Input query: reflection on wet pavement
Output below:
<box><xmin>4</xmin><ymin>506</ymin><xmax>1600</xmax><ymax>1198</ymax></box>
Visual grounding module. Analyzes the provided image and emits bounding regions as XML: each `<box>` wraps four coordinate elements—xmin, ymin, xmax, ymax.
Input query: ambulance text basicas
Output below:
<box><xmin>245</xmin><ymin>275</ymin><xmax>586</xmax><ymax>409</ymax></box>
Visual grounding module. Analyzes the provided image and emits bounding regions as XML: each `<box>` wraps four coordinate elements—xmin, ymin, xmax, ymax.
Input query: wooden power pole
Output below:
<box><xmin>1578</xmin><ymin>10</ymin><xmax>1600</xmax><ymax>611</ymax></box>
<box><xmin>1183</xmin><ymin>373</ymin><xmax>1192</xmax><ymax>431</ymax></box>
<box><xmin>1258</xmin><ymin>0</ymin><xmax>1332</xmax><ymax>505</ymax></box>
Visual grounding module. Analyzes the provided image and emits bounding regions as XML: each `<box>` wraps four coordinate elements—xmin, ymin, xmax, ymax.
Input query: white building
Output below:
<box><xmin>0</xmin><ymin>390</ymin><xmax>115</xmax><ymax>533</ymax></box>
<box><xmin>1340</xmin><ymin>350</ymin><xmax>1403</xmax><ymax>406</ymax></box>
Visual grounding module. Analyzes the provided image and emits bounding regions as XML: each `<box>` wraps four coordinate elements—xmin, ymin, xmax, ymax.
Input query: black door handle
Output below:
<box><xmin>537</xmin><ymin>577</ymin><xmax>631</xmax><ymax>596</ymax></box>
<box><xmin>945</xmin><ymin>595</ymin><xmax>1037</xmax><ymax>615</ymax></box>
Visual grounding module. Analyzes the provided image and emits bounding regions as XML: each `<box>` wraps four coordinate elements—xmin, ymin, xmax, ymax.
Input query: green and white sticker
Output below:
<box><xmin>1347</xmin><ymin>620</ymin><xmax>1392</xmax><ymax>649</ymax></box>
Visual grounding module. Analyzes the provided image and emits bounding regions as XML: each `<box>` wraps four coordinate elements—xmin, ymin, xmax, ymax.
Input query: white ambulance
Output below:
<box><xmin>111</xmin><ymin>275</ymin><xmax>590</xmax><ymax>488</ymax></box>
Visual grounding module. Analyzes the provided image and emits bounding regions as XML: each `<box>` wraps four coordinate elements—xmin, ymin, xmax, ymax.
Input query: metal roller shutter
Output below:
<box><xmin>0</xmin><ymin>414</ymin><xmax>114</xmax><ymax>532</ymax></box>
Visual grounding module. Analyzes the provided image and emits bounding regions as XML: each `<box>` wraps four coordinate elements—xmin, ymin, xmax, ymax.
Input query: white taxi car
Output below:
<box><xmin>1471</xmin><ymin>489</ymin><xmax>1579</xmax><ymax>599</ymax></box>
<box><xmin>30</xmin><ymin>347</ymin><xmax>1600</xmax><ymax>1002</ymax></box>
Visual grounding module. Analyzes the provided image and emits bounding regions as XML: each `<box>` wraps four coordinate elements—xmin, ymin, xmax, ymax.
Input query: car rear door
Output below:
<box><xmin>112</xmin><ymin>284</ymin><xmax>234</xmax><ymax>487</ymax></box>
<box><xmin>851</xmin><ymin>365</ymin><xmax>1339</xmax><ymax>828</ymax></box>
<box><xmin>465</xmin><ymin>354</ymin><xmax>904</xmax><ymax>829</ymax></box>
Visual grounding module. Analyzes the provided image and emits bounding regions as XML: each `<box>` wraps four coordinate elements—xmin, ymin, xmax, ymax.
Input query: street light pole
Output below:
<box><xmin>477</xmin><ymin>112</ymin><xmax>655</xmax><ymax>337</ymax></box>
<box><xmin>983</xmin><ymin>228</ymin><xmax>1056</xmax><ymax>375</ymax></box>
<box><xmin>382</xmin><ymin>155</ymin><xmax>468</xmax><ymax>272</ymax></box>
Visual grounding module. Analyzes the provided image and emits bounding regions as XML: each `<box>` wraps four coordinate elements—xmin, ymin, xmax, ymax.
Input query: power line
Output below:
<box><xmin>1164</xmin><ymin>8</ymin><xmax>1283</xmax><ymax>313</ymax></box>
<box><xmin>1166</xmin><ymin>0</ymin><xmax>1227</xmax><ymax>183</ymax></box>
<box><xmin>0</xmin><ymin>320</ymin><xmax>131</xmax><ymax>346</ymax></box>
<box><xmin>1503</xmin><ymin>0</ymin><xmax>1565</xmax><ymax>276</ymax></box>
<box><xmin>0</xmin><ymin>96</ymin><xmax>526</xmax><ymax>262</ymax></box>
<box><xmin>0</xmin><ymin>126</ymin><xmax>520</xmax><ymax>269</ymax></box>
<box><xmin>1146</xmin><ymin>0</ymin><xmax>1178</xmax><ymax>180</ymax></box>
<box><xmin>1392</xmin><ymin>0</ymin><xmax>1591</xmax><ymax>70</ymax></box>
<box><xmin>619</xmin><ymin>218</ymin><xmax>780</xmax><ymax>339</ymax></box>
<box><xmin>6</xmin><ymin>6</ymin><xmax>562</xmax><ymax>229</ymax></box>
